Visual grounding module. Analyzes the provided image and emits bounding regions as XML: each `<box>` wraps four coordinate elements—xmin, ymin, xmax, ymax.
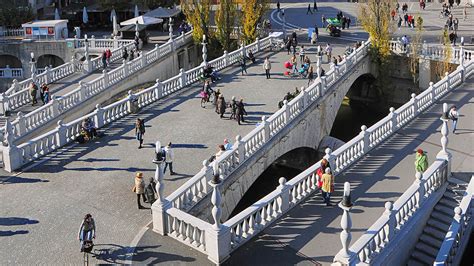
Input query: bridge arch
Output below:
<box><xmin>229</xmin><ymin>146</ymin><xmax>320</xmax><ymax>218</ymax></box>
<box><xmin>0</xmin><ymin>54</ymin><xmax>22</xmax><ymax>68</ymax></box>
<box><xmin>36</xmin><ymin>54</ymin><xmax>65</xmax><ymax>69</ymax></box>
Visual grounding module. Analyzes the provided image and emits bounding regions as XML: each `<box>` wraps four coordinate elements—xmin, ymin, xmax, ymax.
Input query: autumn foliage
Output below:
<box><xmin>240</xmin><ymin>0</ymin><xmax>269</xmax><ymax>44</ymax></box>
<box><xmin>181</xmin><ymin>0</ymin><xmax>211</xmax><ymax>43</ymax></box>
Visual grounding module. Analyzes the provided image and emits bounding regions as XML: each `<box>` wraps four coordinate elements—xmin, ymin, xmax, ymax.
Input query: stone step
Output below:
<box><xmin>415</xmin><ymin>241</ymin><xmax>438</xmax><ymax>258</ymax></box>
<box><xmin>448</xmin><ymin>177</ymin><xmax>468</xmax><ymax>187</ymax></box>
<box><xmin>445</xmin><ymin>187</ymin><xmax>465</xmax><ymax>198</ymax></box>
<box><xmin>434</xmin><ymin>204</ymin><xmax>455</xmax><ymax>216</ymax></box>
<box><xmin>419</xmin><ymin>234</ymin><xmax>443</xmax><ymax>249</ymax></box>
<box><xmin>423</xmin><ymin>226</ymin><xmax>447</xmax><ymax>240</ymax></box>
<box><xmin>431</xmin><ymin>210</ymin><xmax>454</xmax><ymax>225</ymax></box>
<box><xmin>410</xmin><ymin>249</ymin><xmax>434</xmax><ymax>265</ymax></box>
<box><xmin>427</xmin><ymin>218</ymin><xmax>450</xmax><ymax>232</ymax></box>
<box><xmin>407</xmin><ymin>257</ymin><xmax>427</xmax><ymax>266</ymax></box>
<box><xmin>439</xmin><ymin>197</ymin><xmax>459</xmax><ymax>209</ymax></box>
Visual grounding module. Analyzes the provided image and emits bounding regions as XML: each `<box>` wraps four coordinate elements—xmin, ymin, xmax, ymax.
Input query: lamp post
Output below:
<box><xmin>30</xmin><ymin>52</ymin><xmax>36</xmax><ymax>82</ymax></box>
<box><xmin>337</xmin><ymin>182</ymin><xmax>353</xmax><ymax>261</ymax></box>
<box><xmin>153</xmin><ymin>140</ymin><xmax>165</xmax><ymax>202</ymax></box>
<box><xmin>201</xmin><ymin>34</ymin><xmax>208</xmax><ymax>66</ymax></box>
<box><xmin>168</xmin><ymin>17</ymin><xmax>174</xmax><ymax>40</ymax></box>
<box><xmin>83</xmin><ymin>34</ymin><xmax>92</xmax><ymax>73</ymax></box>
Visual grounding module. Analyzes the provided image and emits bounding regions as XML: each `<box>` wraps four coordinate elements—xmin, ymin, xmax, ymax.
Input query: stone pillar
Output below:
<box><xmin>51</xmin><ymin>96</ymin><xmax>60</xmax><ymax>117</ymax></box>
<box><xmin>384</xmin><ymin>201</ymin><xmax>396</xmax><ymax>241</ymax></box>
<box><xmin>437</xmin><ymin>103</ymin><xmax>452</xmax><ymax>177</ymax></box>
<box><xmin>179</xmin><ymin>68</ymin><xmax>186</xmax><ymax>88</ymax></box>
<box><xmin>415</xmin><ymin>172</ymin><xmax>425</xmax><ymax>207</ymax></box>
<box><xmin>83</xmin><ymin>38</ymin><xmax>92</xmax><ymax>73</ymax></box>
<box><xmin>168</xmin><ymin>17</ymin><xmax>174</xmax><ymax>40</ymax></box>
<box><xmin>324</xmin><ymin>148</ymin><xmax>336</xmax><ymax>172</ymax></box>
<box><xmin>78</xmin><ymin>81</ymin><xmax>86</xmax><ymax>101</ymax></box>
<box><xmin>0</xmin><ymin>93</ymin><xmax>8</xmax><ymax>116</ymax></box>
<box><xmin>316</xmin><ymin>57</ymin><xmax>322</xmax><ymax>78</ymax></box>
<box><xmin>201</xmin><ymin>160</ymin><xmax>213</xmax><ymax>194</ymax></box>
<box><xmin>15</xmin><ymin>112</ymin><xmax>26</xmax><ymax>136</ymax></box>
<box><xmin>2</xmin><ymin>120</ymin><xmax>22</xmax><ymax>173</ymax></box>
<box><xmin>94</xmin><ymin>104</ymin><xmax>105</xmax><ymax>128</ymax></box>
<box><xmin>70</xmin><ymin>56</ymin><xmax>77</xmax><ymax>72</ymax></box>
<box><xmin>223</xmin><ymin>50</ymin><xmax>229</xmax><ymax>68</ymax></box>
<box><xmin>300</xmin><ymin>87</ymin><xmax>308</xmax><ymax>109</ymax></box>
<box><xmin>334</xmin><ymin>182</ymin><xmax>354</xmax><ymax>265</ymax></box>
<box><xmin>10</xmin><ymin>79</ymin><xmax>19</xmax><ymax>93</ymax></box>
<box><xmin>123</xmin><ymin>61</ymin><xmax>129</xmax><ymax>77</ymax></box>
<box><xmin>44</xmin><ymin>66</ymin><xmax>50</xmax><ymax>84</ymax></box>
<box><xmin>283</xmin><ymin>100</ymin><xmax>290</xmax><ymax>123</ymax></box>
<box><xmin>277</xmin><ymin>177</ymin><xmax>290</xmax><ymax>213</ymax></box>
<box><xmin>234</xmin><ymin>135</ymin><xmax>245</xmax><ymax>163</ymax></box>
<box><xmin>154</xmin><ymin>79</ymin><xmax>163</xmax><ymax>100</ymax></box>
<box><xmin>429</xmin><ymin>82</ymin><xmax>436</xmax><ymax>102</ymax></box>
<box><xmin>55</xmin><ymin>120</ymin><xmax>67</xmax><ymax>147</ymax></box>
<box><xmin>205</xmin><ymin>175</ymin><xmax>231</xmax><ymax>264</ymax></box>
<box><xmin>411</xmin><ymin>93</ymin><xmax>419</xmax><ymax>116</ymax></box>
<box><xmin>102</xmin><ymin>70</ymin><xmax>109</xmax><ymax>88</ymax></box>
<box><xmin>360</xmin><ymin>125</ymin><xmax>370</xmax><ymax>153</ymax></box>
<box><xmin>155</xmin><ymin>43</ymin><xmax>161</xmax><ymax>58</ymax></box>
<box><xmin>152</xmin><ymin>141</ymin><xmax>172</xmax><ymax>235</ymax></box>
<box><xmin>126</xmin><ymin>90</ymin><xmax>137</xmax><ymax>113</ymax></box>
<box><xmin>256</xmin><ymin>37</ymin><xmax>261</xmax><ymax>52</ymax></box>
<box><xmin>90</xmin><ymin>35</ymin><xmax>96</xmax><ymax>48</ymax></box>
<box><xmin>445</xmin><ymin>72</ymin><xmax>451</xmax><ymax>90</ymax></box>
<box><xmin>261</xmin><ymin>116</ymin><xmax>270</xmax><ymax>142</ymax></box>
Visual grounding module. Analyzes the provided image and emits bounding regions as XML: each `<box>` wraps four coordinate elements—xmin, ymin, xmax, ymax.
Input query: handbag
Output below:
<box><xmin>132</xmin><ymin>185</ymin><xmax>136</xmax><ymax>192</ymax></box>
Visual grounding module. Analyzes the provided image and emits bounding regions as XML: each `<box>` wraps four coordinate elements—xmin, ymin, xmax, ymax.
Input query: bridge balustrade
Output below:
<box><xmin>1</xmin><ymin>35</ymin><xmax>275</xmax><ymax>172</ymax></box>
<box><xmin>4</xmin><ymin>32</ymin><xmax>192</xmax><ymax>142</ymax></box>
<box><xmin>434</xmin><ymin>178</ymin><xmax>474</xmax><ymax>265</ymax></box>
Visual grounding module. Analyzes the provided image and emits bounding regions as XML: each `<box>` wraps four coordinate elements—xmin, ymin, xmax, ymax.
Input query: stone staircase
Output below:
<box><xmin>407</xmin><ymin>178</ymin><xmax>468</xmax><ymax>266</ymax></box>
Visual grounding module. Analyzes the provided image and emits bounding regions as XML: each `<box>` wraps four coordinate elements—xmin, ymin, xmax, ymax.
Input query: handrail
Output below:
<box><xmin>434</xmin><ymin>176</ymin><xmax>474</xmax><ymax>265</ymax></box>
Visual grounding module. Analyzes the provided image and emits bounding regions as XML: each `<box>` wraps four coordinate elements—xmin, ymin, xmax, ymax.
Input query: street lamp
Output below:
<box><xmin>201</xmin><ymin>34</ymin><xmax>208</xmax><ymax>66</ymax></box>
<box><xmin>30</xmin><ymin>52</ymin><xmax>36</xmax><ymax>81</ymax></box>
<box><xmin>84</xmin><ymin>34</ymin><xmax>90</xmax><ymax>60</ymax></box>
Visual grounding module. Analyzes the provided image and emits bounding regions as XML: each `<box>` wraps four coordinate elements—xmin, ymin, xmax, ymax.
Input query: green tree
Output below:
<box><xmin>181</xmin><ymin>0</ymin><xmax>211</xmax><ymax>43</ymax></box>
<box><xmin>436</xmin><ymin>28</ymin><xmax>452</xmax><ymax>80</ymax></box>
<box><xmin>240</xmin><ymin>0</ymin><xmax>269</xmax><ymax>44</ymax></box>
<box><xmin>215</xmin><ymin>0</ymin><xmax>237</xmax><ymax>51</ymax></box>
<box><xmin>0</xmin><ymin>1</ymin><xmax>34</xmax><ymax>28</ymax></box>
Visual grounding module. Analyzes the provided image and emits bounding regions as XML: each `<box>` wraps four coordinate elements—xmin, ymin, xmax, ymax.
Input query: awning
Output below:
<box><xmin>144</xmin><ymin>7</ymin><xmax>180</xmax><ymax>18</ymax></box>
<box><xmin>120</xmin><ymin>15</ymin><xmax>163</xmax><ymax>26</ymax></box>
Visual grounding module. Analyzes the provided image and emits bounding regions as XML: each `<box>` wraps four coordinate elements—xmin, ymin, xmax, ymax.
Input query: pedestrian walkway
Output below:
<box><xmin>0</xmin><ymin>44</ymin><xmax>350</xmax><ymax>264</ymax></box>
<box><xmin>225</xmin><ymin>78</ymin><xmax>474</xmax><ymax>265</ymax></box>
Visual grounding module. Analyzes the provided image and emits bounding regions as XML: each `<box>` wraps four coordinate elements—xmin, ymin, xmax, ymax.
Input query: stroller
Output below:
<box><xmin>298</xmin><ymin>64</ymin><xmax>310</xmax><ymax>78</ymax></box>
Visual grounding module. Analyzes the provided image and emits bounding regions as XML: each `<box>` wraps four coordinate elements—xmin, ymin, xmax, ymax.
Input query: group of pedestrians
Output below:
<box><xmin>29</xmin><ymin>82</ymin><xmax>51</xmax><ymax>106</ymax></box>
<box><xmin>101</xmin><ymin>49</ymin><xmax>112</xmax><ymax>70</ymax></box>
<box><xmin>122</xmin><ymin>47</ymin><xmax>140</xmax><ymax>62</ymax></box>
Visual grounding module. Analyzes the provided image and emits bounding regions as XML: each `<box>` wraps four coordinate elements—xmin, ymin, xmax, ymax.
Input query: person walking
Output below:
<box><xmin>29</xmin><ymin>82</ymin><xmax>38</xmax><ymax>106</ymax></box>
<box><xmin>401</xmin><ymin>35</ymin><xmax>409</xmax><ymax>51</ymax></box>
<box><xmin>306</xmin><ymin>4</ymin><xmax>313</xmax><ymax>15</ymax></box>
<box><xmin>291</xmin><ymin>35</ymin><xmax>298</xmax><ymax>55</ymax></box>
<box><xmin>40</xmin><ymin>83</ymin><xmax>47</xmax><ymax>105</ymax></box>
<box><xmin>347</xmin><ymin>17</ymin><xmax>351</xmax><ymax>29</ymax></box>
<box><xmin>316</xmin><ymin>158</ymin><xmax>330</xmax><ymax>189</ymax></box>
<box><xmin>325</xmin><ymin>43</ymin><xmax>332</xmax><ymax>63</ymax></box>
<box><xmin>277</xmin><ymin>1</ymin><xmax>280</xmax><ymax>13</ymax></box>
<box><xmin>448</xmin><ymin>105</ymin><xmax>459</xmax><ymax>133</ymax></box>
<box><xmin>135</xmin><ymin>118</ymin><xmax>145</xmax><ymax>149</ymax></box>
<box><xmin>122</xmin><ymin>48</ymin><xmax>128</xmax><ymax>62</ymax></box>
<box><xmin>290</xmin><ymin>55</ymin><xmax>298</xmax><ymax>75</ymax></box>
<box><xmin>230</xmin><ymin>96</ymin><xmax>237</xmax><ymax>120</ymax></box>
<box><xmin>213</xmin><ymin>88</ymin><xmax>221</xmax><ymax>112</ymax></box>
<box><xmin>133</xmin><ymin>172</ymin><xmax>146</xmax><ymax>209</ymax></box>
<box><xmin>101</xmin><ymin>51</ymin><xmax>107</xmax><ymax>70</ymax></box>
<box><xmin>322</xmin><ymin>14</ymin><xmax>326</xmax><ymax>27</ymax></box>
<box><xmin>163</xmin><ymin>142</ymin><xmax>176</xmax><ymax>175</ymax></box>
<box><xmin>106</xmin><ymin>49</ymin><xmax>112</xmax><ymax>65</ymax></box>
<box><xmin>313</xmin><ymin>0</ymin><xmax>318</xmax><ymax>12</ymax></box>
<box><xmin>414</xmin><ymin>149</ymin><xmax>428</xmax><ymax>173</ymax></box>
<box><xmin>307</xmin><ymin>66</ymin><xmax>314</xmax><ymax>86</ymax></box>
<box><xmin>299</xmin><ymin>45</ymin><xmax>305</xmax><ymax>64</ymax></box>
<box><xmin>286</xmin><ymin>36</ymin><xmax>292</xmax><ymax>55</ymax></box>
<box><xmin>215</xmin><ymin>144</ymin><xmax>226</xmax><ymax>159</ymax></box>
<box><xmin>239</xmin><ymin>57</ymin><xmax>247</xmax><ymax>75</ymax></box>
<box><xmin>217</xmin><ymin>94</ymin><xmax>226</xmax><ymax>118</ymax></box>
<box><xmin>78</xmin><ymin>214</ymin><xmax>96</xmax><ymax>252</ymax></box>
<box><xmin>43</xmin><ymin>85</ymin><xmax>50</xmax><ymax>104</ymax></box>
<box><xmin>321</xmin><ymin>167</ymin><xmax>334</xmax><ymax>206</ymax></box>
<box><xmin>236</xmin><ymin>98</ymin><xmax>247</xmax><ymax>125</ymax></box>
<box><xmin>263</xmin><ymin>57</ymin><xmax>271</xmax><ymax>79</ymax></box>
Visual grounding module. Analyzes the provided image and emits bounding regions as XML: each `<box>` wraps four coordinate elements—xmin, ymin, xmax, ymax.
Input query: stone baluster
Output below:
<box><xmin>10</xmin><ymin>79</ymin><xmax>19</xmax><ymax>93</ymax></box>
<box><xmin>411</xmin><ymin>93</ymin><xmax>419</xmax><ymax>116</ymax></box>
<box><xmin>47</xmin><ymin>96</ymin><xmax>58</xmax><ymax>118</ymax></box>
<box><xmin>44</xmin><ymin>66</ymin><xmax>50</xmax><ymax>84</ymax></box>
<box><xmin>445</xmin><ymin>72</ymin><xmax>450</xmax><ymax>91</ymax></box>
<box><xmin>223</xmin><ymin>50</ymin><xmax>228</xmax><ymax>68</ymax></box>
<box><xmin>300</xmin><ymin>87</ymin><xmax>308</xmax><ymax>109</ymax></box>
<box><xmin>324</xmin><ymin>148</ymin><xmax>336</xmax><ymax>172</ymax></box>
<box><xmin>334</xmin><ymin>182</ymin><xmax>354</xmax><ymax>265</ymax></box>
<box><xmin>256</xmin><ymin>37</ymin><xmax>261</xmax><ymax>52</ymax></box>
<box><xmin>123</xmin><ymin>60</ymin><xmax>129</xmax><ymax>77</ymax></box>
<box><xmin>154</xmin><ymin>79</ymin><xmax>163</xmax><ymax>99</ymax></box>
<box><xmin>415</xmin><ymin>172</ymin><xmax>425</xmax><ymax>207</ymax></box>
<box><xmin>2</xmin><ymin>120</ymin><xmax>22</xmax><ymax>172</ymax></box>
<box><xmin>0</xmin><ymin>93</ymin><xmax>8</xmax><ymax>115</ymax></box>
<box><xmin>388</xmin><ymin>107</ymin><xmax>397</xmax><ymax>132</ymax></box>
<box><xmin>152</xmin><ymin>140</ymin><xmax>172</xmax><ymax>235</ymax></box>
<box><xmin>277</xmin><ymin>177</ymin><xmax>290</xmax><ymax>212</ymax></box>
<box><xmin>437</xmin><ymin>103</ymin><xmax>452</xmax><ymax>178</ymax></box>
<box><xmin>90</xmin><ymin>35</ymin><xmax>96</xmax><ymax>48</ymax></box>
<box><xmin>201</xmin><ymin>159</ymin><xmax>213</xmax><ymax>194</ymax></box>
<box><xmin>179</xmin><ymin>68</ymin><xmax>186</xmax><ymax>88</ymax></box>
<box><xmin>205</xmin><ymin>168</ymin><xmax>232</xmax><ymax>264</ymax></box>
<box><xmin>102</xmin><ymin>70</ymin><xmax>109</xmax><ymax>88</ymax></box>
<box><xmin>155</xmin><ymin>43</ymin><xmax>161</xmax><ymax>57</ymax></box>
<box><xmin>316</xmin><ymin>57</ymin><xmax>322</xmax><ymax>78</ymax></box>
<box><xmin>78</xmin><ymin>81</ymin><xmax>86</xmax><ymax>102</ymax></box>
<box><xmin>94</xmin><ymin>104</ymin><xmax>105</xmax><ymax>128</ymax></box>
<box><xmin>429</xmin><ymin>81</ymin><xmax>436</xmax><ymax>102</ymax></box>
<box><xmin>234</xmin><ymin>135</ymin><xmax>245</xmax><ymax>163</ymax></box>
<box><xmin>55</xmin><ymin>120</ymin><xmax>67</xmax><ymax>147</ymax></box>
<box><xmin>201</xmin><ymin>35</ymin><xmax>208</xmax><ymax>66</ymax></box>
<box><xmin>15</xmin><ymin>112</ymin><xmax>26</xmax><ymax>136</ymax></box>
<box><xmin>261</xmin><ymin>116</ymin><xmax>270</xmax><ymax>142</ymax></box>
<box><xmin>360</xmin><ymin>125</ymin><xmax>370</xmax><ymax>153</ymax></box>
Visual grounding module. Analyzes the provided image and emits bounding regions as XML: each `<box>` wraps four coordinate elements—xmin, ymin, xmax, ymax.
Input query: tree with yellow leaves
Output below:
<box><xmin>240</xmin><ymin>0</ymin><xmax>270</xmax><ymax>44</ymax></box>
<box><xmin>181</xmin><ymin>0</ymin><xmax>211</xmax><ymax>43</ymax></box>
<box><xmin>215</xmin><ymin>0</ymin><xmax>237</xmax><ymax>51</ymax></box>
<box><xmin>436</xmin><ymin>28</ymin><xmax>452</xmax><ymax>80</ymax></box>
<box><xmin>409</xmin><ymin>15</ymin><xmax>423</xmax><ymax>87</ymax></box>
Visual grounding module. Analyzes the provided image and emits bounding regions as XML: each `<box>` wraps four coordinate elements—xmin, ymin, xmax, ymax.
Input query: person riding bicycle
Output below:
<box><xmin>78</xmin><ymin>214</ymin><xmax>96</xmax><ymax>252</ymax></box>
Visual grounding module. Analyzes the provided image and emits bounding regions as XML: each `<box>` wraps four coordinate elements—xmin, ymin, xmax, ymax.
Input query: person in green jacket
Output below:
<box><xmin>415</xmin><ymin>149</ymin><xmax>428</xmax><ymax>173</ymax></box>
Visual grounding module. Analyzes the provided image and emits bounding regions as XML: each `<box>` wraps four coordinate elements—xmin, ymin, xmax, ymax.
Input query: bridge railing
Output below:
<box><xmin>0</xmin><ymin>38</ymin><xmax>136</xmax><ymax>114</ymax></box>
<box><xmin>0</xmin><ymin>28</ymin><xmax>24</xmax><ymax>37</ymax></box>
<box><xmin>344</xmin><ymin>160</ymin><xmax>448</xmax><ymax>264</ymax></box>
<box><xmin>434</xmin><ymin>177</ymin><xmax>474</xmax><ymax>265</ymax></box>
<box><xmin>4</xmin><ymin>32</ymin><xmax>192</xmax><ymax>143</ymax></box>
<box><xmin>1</xmin><ymin>34</ymin><xmax>274</xmax><ymax>172</ymax></box>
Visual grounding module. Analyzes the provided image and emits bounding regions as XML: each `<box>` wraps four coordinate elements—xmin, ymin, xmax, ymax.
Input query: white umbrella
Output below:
<box><xmin>82</xmin><ymin>7</ymin><xmax>88</xmax><ymax>24</ymax></box>
<box><xmin>134</xmin><ymin>5</ymin><xmax>139</xmax><ymax>18</ymax></box>
<box><xmin>110</xmin><ymin>9</ymin><xmax>117</xmax><ymax>22</ymax></box>
<box><xmin>120</xmin><ymin>15</ymin><xmax>163</xmax><ymax>26</ymax></box>
<box><xmin>54</xmin><ymin>8</ymin><xmax>60</xmax><ymax>20</ymax></box>
<box><xmin>112</xmin><ymin>14</ymin><xmax>119</xmax><ymax>36</ymax></box>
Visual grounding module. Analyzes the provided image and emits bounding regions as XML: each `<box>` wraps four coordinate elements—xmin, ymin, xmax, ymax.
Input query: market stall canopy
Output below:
<box><xmin>120</xmin><ymin>15</ymin><xmax>163</xmax><ymax>26</ymax></box>
<box><xmin>119</xmin><ymin>24</ymin><xmax>147</xmax><ymax>32</ymax></box>
<box><xmin>144</xmin><ymin>7</ymin><xmax>180</xmax><ymax>18</ymax></box>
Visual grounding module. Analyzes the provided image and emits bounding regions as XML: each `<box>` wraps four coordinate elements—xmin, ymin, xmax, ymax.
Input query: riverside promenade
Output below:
<box><xmin>0</xmin><ymin>44</ymin><xmax>351</xmax><ymax>264</ymax></box>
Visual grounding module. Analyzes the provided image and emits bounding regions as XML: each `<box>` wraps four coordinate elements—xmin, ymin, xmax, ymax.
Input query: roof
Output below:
<box><xmin>22</xmin><ymin>20</ymin><xmax>68</xmax><ymax>27</ymax></box>
<box><xmin>119</xmin><ymin>24</ymin><xmax>147</xmax><ymax>32</ymax></box>
<box><xmin>144</xmin><ymin>7</ymin><xmax>181</xmax><ymax>18</ymax></box>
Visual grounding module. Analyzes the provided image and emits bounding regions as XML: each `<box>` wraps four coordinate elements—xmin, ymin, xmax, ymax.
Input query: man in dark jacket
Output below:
<box><xmin>236</xmin><ymin>99</ymin><xmax>247</xmax><ymax>125</ymax></box>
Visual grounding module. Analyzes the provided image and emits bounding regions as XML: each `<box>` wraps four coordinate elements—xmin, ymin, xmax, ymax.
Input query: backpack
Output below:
<box><xmin>145</xmin><ymin>184</ymin><xmax>156</xmax><ymax>204</ymax></box>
